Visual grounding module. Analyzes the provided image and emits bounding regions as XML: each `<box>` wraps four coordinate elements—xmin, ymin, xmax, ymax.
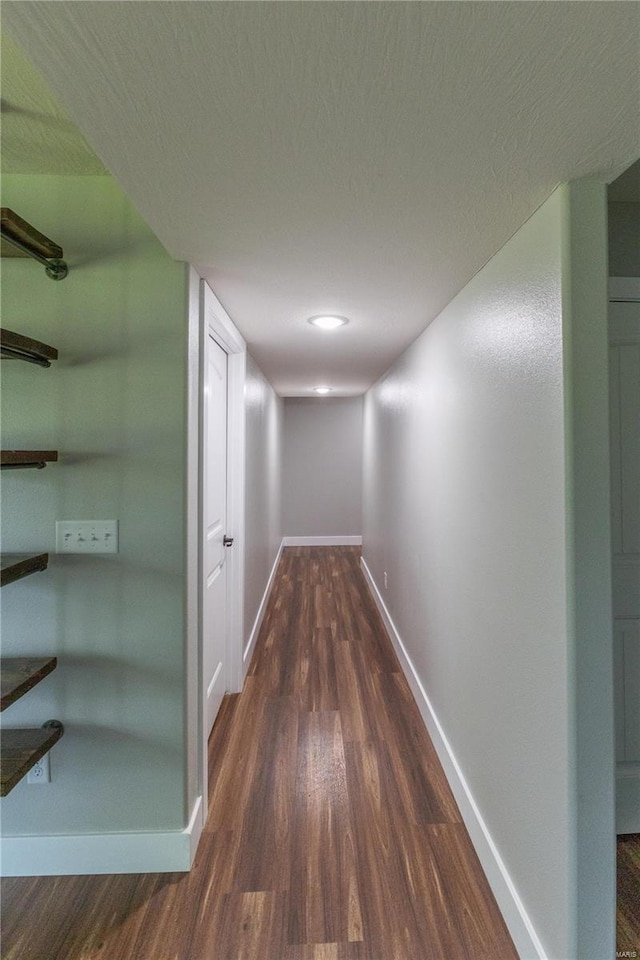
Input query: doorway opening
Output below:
<box><xmin>197</xmin><ymin>279</ymin><xmax>247</xmax><ymax>818</ymax></box>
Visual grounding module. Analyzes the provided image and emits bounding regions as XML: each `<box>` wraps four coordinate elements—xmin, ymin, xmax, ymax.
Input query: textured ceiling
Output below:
<box><xmin>3</xmin><ymin>2</ymin><xmax>639</xmax><ymax>395</ymax></box>
<box><xmin>0</xmin><ymin>33</ymin><xmax>106</xmax><ymax>176</ymax></box>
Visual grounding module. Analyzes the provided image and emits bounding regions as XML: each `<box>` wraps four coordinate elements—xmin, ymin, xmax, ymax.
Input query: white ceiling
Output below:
<box><xmin>3</xmin><ymin>2</ymin><xmax>639</xmax><ymax>396</ymax></box>
<box><xmin>0</xmin><ymin>33</ymin><xmax>106</xmax><ymax>175</ymax></box>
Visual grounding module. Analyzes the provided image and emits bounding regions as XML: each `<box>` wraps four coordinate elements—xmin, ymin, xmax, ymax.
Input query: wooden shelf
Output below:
<box><xmin>1</xmin><ymin>451</ymin><xmax>58</xmax><ymax>470</ymax></box>
<box><xmin>1</xmin><ymin>208</ymin><xmax>68</xmax><ymax>280</ymax></box>
<box><xmin>1</xmin><ymin>658</ymin><xmax>58</xmax><ymax>712</ymax></box>
<box><xmin>0</xmin><ymin>554</ymin><xmax>49</xmax><ymax>588</ymax></box>
<box><xmin>1</xmin><ymin>208</ymin><xmax>63</xmax><ymax>261</ymax></box>
<box><xmin>1</xmin><ymin>328</ymin><xmax>58</xmax><ymax>367</ymax></box>
<box><xmin>1</xmin><ymin>724</ymin><xmax>63</xmax><ymax>797</ymax></box>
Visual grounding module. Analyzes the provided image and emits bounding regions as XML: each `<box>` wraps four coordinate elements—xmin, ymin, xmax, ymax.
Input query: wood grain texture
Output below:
<box><xmin>618</xmin><ymin>834</ymin><xmax>640</xmax><ymax>953</ymax></box>
<box><xmin>0</xmin><ymin>546</ymin><xmax>517</xmax><ymax>959</ymax></box>
<box><xmin>1</xmin><ymin>449</ymin><xmax>58</xmax><ymax>469</ymax></box>
<box><xmin>1</xmin><ymin>207</ymin><xmax>63</xmax><ymax>259</ymax></box>
<box><xmin>1</xmin><ymin>724</ymin><xmax>63</xmax><ymax>796</ymax></box>
<box><xmin>0</xmin><ymin>327</ymin><xmax>58</xmax><ymax>366</ymax></box>
<box><xmin>0</xmin><ymin>553</ymin><xmax>49</xmax><ymax>587</ymax></box>
<box><xmin>0</xmin><ymin>656</ymin><xmax>57</xmax><ymax>711</ymax></box>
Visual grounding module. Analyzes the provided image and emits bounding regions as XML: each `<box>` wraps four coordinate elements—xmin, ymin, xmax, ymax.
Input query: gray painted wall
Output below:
<box><xmin>244</xmin><ymin>355</ymin><xmax>283</xmax><ymax>654</ymax></box>
<box><xmin>282</xmin><ymin>397</ymin><xmax>363</xmax><ymax>537</ymax></box>
<box><xmin>1</xmin><ymin>175</ymin><xmax>188</xmax><ymax>834</ymax></box>
<box><xmin>362</xmin><ymin>184</ymin><xmax>613</xmax><ymax>959</ymax></box>
<box><xmin>608</xmin><ymin>201</ymin><xmax>640</xmax><ymax>276</ymax></box>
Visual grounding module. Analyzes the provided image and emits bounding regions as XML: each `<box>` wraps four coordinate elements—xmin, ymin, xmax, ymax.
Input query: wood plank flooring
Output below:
<box><xmin>0</xmin><ymin>546</ymin><xmax>520</xmax><ymax>959</ymax></box>
<box><xmin>618</xmin><ymin>834</ymin><xmax>640</xmax><ymax>954</ymax></box>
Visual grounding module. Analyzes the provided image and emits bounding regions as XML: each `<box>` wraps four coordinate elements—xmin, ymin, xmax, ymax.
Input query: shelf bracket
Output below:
<box><xmin>42</xmin><ymin>719</ymin><xmax>64</xmax><ymax>737</ymax></box>
<box><xmin>0</xmin><ymin>229</ymin><xmax>68</xmax><ymax>281</ymax></box>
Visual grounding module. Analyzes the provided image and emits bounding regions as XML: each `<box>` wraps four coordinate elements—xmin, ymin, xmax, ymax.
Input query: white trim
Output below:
<box><xmin>243</xmin><ymin>538</ymin><xmax>284</xmax><ymax>673</ymax></box>
<box><xmin>199</xmin><ymin>281</ymin><xmax>246</xmax><ymax>824</ymax></box>
<box><xmin>360</xmin><ymin>556</ymin><xmax>547</xmax><ymax>960</ymax></box>
<box><xmin>185</xmin><ymin>266</ymin><xmax>202</xmax><ymax>854</ymax></box>
<box><xmin>609</xmin><ymin>277</ymin><xmax>640</xmax><ymax>302</ymax></box>
<box><xmin>1</xmin><ymin>796</ymin><xmax>204</xmax><ymax>877</ymax></box>
<box><xmin>186</xmin><ymin>794</ymin><xmax>204</xmax><ymax>865</ymax></box>
<box><xmin>226</xmin><ymin>348</ymin><xmax>247</xmax><ymax>694</ymax></box>
<box><xmin>282</xmin><ymin>535</ymin><xmax>362</xmax><ymax>546</ymax></box>
<box><xmin>207</xmin><ymin>661</ymin><xmax>223</xmax><ymax>699</ymax></box>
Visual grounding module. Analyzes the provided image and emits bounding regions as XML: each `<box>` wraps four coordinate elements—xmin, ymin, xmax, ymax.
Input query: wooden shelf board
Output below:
<box><xmin>1</xmin><ymin>208</ymin><xmax>63</xmax><ymax>260</ymax></box>
<box><xmin>1</xmin><ymin>657</ymin><xmax>58</xmax><ymax>712</ymax></box>
<box><xmin>0</xmin><ymin>329</ymin><xmax>58</xmax><ymax>367</ymax></box>
<box><xmin>1</xmin><ymin>725</ymin><xmax>63</xmax><ymax>797</ymax></box>
<box><xmin>1</xmin><ymin>451</ymin><xmax>58</xmax><ymax>470</ymax></box>
<box><xmin>0</xmin><ymin>554</ymin><xmax>49</xmax><ymax>588</ymax></box>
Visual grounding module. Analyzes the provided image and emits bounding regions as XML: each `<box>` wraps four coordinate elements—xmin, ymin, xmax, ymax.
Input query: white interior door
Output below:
<box><xmin>203</xmin><ymin>331</ymin><xmax>228</xmax><ymax>735</ymax></box>
<box><xmin>609</xmin><ymin>294</ymin><xmax>640</xmax><ymax>833</ymax></box>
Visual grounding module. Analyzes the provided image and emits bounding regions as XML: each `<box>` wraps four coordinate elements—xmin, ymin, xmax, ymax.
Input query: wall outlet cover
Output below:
<box><xmin>27</xmin><ymin>753</ymin><xmax>50</xmax><ymax>784</ymax></box>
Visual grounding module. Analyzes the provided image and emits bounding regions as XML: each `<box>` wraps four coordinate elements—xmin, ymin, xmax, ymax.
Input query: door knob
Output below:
<box><xmin>223</xmin><ymin>535</ymin><xmax>234</xmax><ymax>547</ymax></box>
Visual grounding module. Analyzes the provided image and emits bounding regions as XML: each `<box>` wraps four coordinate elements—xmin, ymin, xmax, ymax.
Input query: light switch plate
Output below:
<box><xmin>55</xmin><ymin>520</ymin><xmax>118</xmax><ymax>554</ymax></box>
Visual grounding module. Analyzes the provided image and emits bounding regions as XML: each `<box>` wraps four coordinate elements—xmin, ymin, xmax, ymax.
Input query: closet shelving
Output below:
<box><xmin>0</xmin><ymin>329</ymin><xmax>58</xmax><ymax>367</ymax></box>
<box><xmin>1</xmin><ymin>207</ymin><xmax>68</xmax><ymax>280</ymax></box>
<box><xmin>0</xmin><ymin>553</ymin><xmax>49</xmax><ymax>588</ymax></box>
<box><xmin>1</xmin><ymin>658</ymin><xmax>58</xmax><ymax>712</ymax></box>
<box><xmin>1</xmin><ymin>724</ymin><xmax>64</xmax><ymax>798</ymax></box>
<box><xmin>1</xmin><ymin>451</ymin><xmax>58</xmax><ymax>470</ymax></box>
<box><xmin>1</xmin><ymin>208</ymin><xmax>65</xmax><ymax>796</ymax></box>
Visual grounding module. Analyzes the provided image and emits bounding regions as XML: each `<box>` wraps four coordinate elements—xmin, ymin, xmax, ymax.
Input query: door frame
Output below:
<box><xmin>189</xmin><ymin>274</ymin><xmax>246</xmax><ymax>828</ymax></box>
<box><xmin>202</xmin><ymin>327</ymin><xmax>229</xmax><ymax>736</ymax></box>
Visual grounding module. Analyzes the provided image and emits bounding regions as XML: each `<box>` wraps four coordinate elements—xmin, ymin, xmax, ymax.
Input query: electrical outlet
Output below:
<box><xmin>383</xmin><ymin>571</ymin><xmax>388</xmax><ymax>589</ymax></box>
<box><xmin>27</xmin><ymin>753</ymin><xmax>50</xmax><ymax>784</ymax></box>
<box><xmin>56</xmin><ymin>520</ymin><xmax>118</xmax><ymax>554</ymax></box>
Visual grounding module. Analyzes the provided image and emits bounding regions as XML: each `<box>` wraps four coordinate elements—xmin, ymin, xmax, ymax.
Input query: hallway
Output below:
<box><xmin>1</xmin><ymin>547</ymin><xmax>517</xmax><ymax>959</ymax></box>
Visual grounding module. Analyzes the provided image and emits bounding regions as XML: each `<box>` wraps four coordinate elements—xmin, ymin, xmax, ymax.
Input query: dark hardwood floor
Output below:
<box><xmin>618</xmin><ymin>834</ymin><xmax>640</xmax><ymax>954</ymax></box>
<box><xmin>1</xmin><ymin>546</ymin><xmax>519</xmax><ymax>959</ymax></box>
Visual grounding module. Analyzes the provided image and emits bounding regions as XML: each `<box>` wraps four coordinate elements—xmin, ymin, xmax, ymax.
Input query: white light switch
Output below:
<box><xmin>56</xmin><ymin>520</ymin><xmax>118</xmax><ymax>554</ymax></box>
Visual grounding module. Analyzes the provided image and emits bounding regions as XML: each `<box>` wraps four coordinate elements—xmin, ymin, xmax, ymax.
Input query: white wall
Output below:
<box><xmin>362</xmin><ymin>183</ymin><xmax>612</xmax><ymax>960</ymax></box>
<box><xmin>1</xmin><ymin>177</ymin><xmax>188</xmax><ymax>846</ymax></box>
<box><xmin>244</xmin><ymin>354</ymin><xmax>283</xmax><ymax>661</ymax></box>
<box><xmin>282</xmin><ymin>397</ymin><xmax>363</xmax><ymax>538</ymax></box>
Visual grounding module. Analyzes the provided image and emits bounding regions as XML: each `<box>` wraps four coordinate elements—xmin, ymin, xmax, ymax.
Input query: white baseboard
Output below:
<box><xmin>186</xmin><ymin>794</ymin><xmax>204</xmax><ymax>866</ymax></box>
<box><xmin>360</xmin><ymin>556</ymin><xmax>546</xmax><ymax>960</ymax></box>
<box><xmin>282</xmin><ymin>535</ymin><xmax>362</xmax><ymax>546</ymax></box>
<box><xmin>1</xmin><ymin>796</ymin><xmax>204</xmax><ymax>877</ymax></box>
<box><xmin>243</xmin><ymin>539</ymin><xmax>284</xmax><ymax>671</ymax></box>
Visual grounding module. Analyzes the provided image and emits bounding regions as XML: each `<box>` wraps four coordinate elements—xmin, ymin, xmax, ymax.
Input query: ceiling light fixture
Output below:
<box><xmin>308</xmin><ymin>315</ymin><xmax>349</xmax><ymax>330</ymax></box>
<box><xmin>313</xmin><ymin>386</ymin><xmax>333</xmax><ymax>395</ymax></box>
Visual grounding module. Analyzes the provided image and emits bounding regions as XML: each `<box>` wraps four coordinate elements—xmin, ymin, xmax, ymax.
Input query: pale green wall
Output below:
<box><xmin>1</xmin><ymin>175</ymin><xmax>188</xmax><ymax>834</ymax></box>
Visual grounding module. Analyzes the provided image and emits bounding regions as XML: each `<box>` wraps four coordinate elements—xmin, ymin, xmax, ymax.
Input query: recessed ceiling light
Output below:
<box><xmin>308</xmin><ymin>315</ymin><xmax>349</xmax><ymax>330</ymax></box>
<box><xmin>313</xmin><ymin>386</ymin><xmax>333</xmax><ymax>395</ymax></box>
